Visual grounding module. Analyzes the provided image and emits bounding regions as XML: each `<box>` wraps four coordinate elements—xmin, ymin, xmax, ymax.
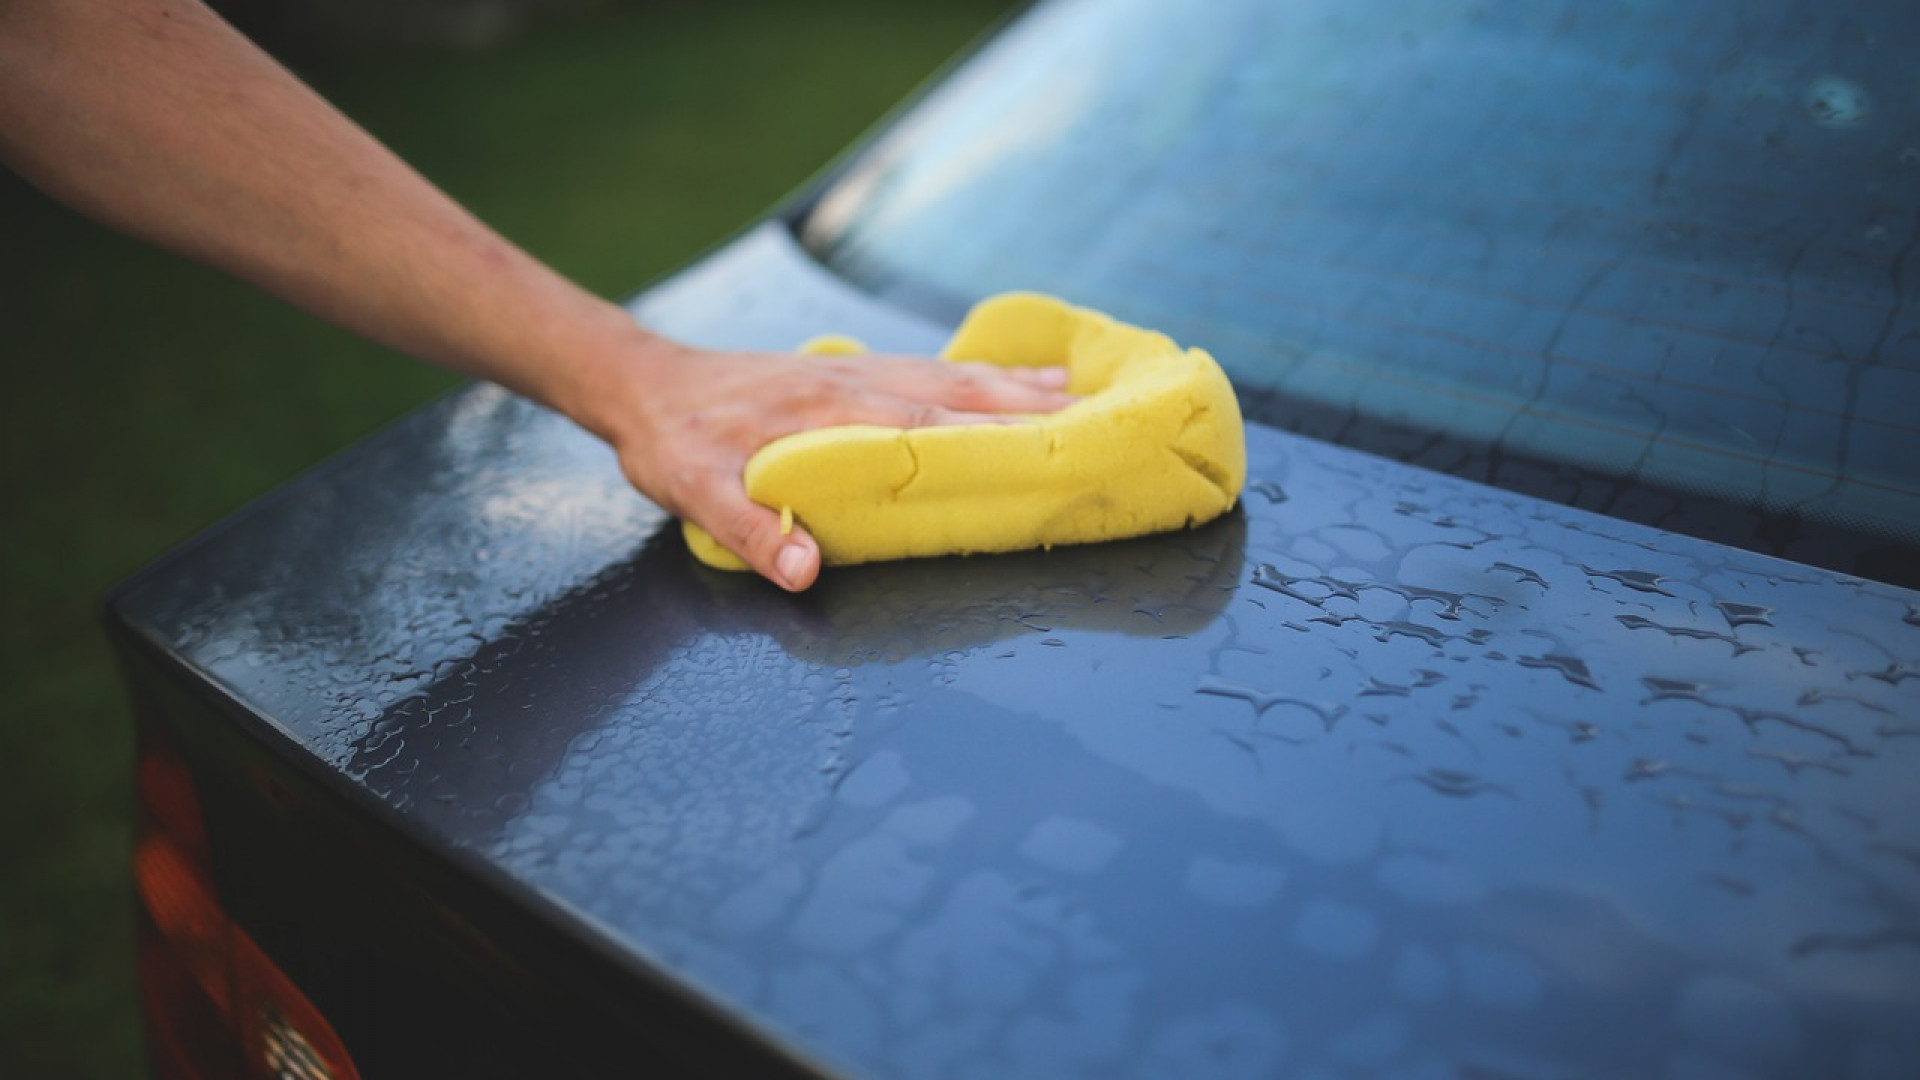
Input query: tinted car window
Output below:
<box><xmin>804</xmin><ymin>0</ymin><xmax>1920</xmax><ymax>585</ymax></box>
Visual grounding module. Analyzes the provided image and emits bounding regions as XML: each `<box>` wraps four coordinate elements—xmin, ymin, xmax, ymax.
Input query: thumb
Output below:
<box><xmin>695</xmin><ymin>493</ymin><xmax>821</xmax><ymax>592</ymax></box>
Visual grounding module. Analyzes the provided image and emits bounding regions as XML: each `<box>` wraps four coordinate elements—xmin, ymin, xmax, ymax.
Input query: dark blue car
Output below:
<box><xmin>109</xmin><ymin>1</ymin><xmax>1920</xmax><ymax>1077</ymax></box>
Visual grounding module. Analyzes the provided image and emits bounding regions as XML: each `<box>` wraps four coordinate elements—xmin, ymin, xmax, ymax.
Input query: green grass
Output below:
<box><xmin>0</xmin><ymin>2</ymin><xmax>1013</xmax><ymax>1075</ymax></box>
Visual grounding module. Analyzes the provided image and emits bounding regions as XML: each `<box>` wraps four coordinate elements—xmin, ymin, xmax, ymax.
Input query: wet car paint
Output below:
<box><xmin>111</xmin><ymin>222</ymin><xmax>1920</xmax><ymax>1079</ymax></box>
<box><xmin>805</xmin><ymin>0</ymin><xmax>1920</xmax><ymax>588</ymax></box>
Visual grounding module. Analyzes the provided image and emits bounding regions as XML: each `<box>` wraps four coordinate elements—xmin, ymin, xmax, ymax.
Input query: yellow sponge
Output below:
<box><xmin>683</xmin><ymin>292</ymin><xmax>1245</xmax><ymax>571</ymax></box>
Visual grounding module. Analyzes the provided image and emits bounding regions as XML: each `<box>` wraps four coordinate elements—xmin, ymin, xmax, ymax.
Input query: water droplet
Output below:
<box><xmin>1625</xmin><ymin>758</ymin><xmax>1671</xmax><ymax>782</ymax></box>
<box><xmin>1248</xmin><ymin>479</ymin><xmax>1289</xmax><ymax>504</ymax></box>
<box><xmin>1196</xmin><ymin>676</ymin><xmax>1345</xmax><ymax>730</ymax></box>
<box><xmin>1517</xmin><ymin>653</ymin><xmax>1599</xmax><ymax>690</ymax></box>
<box><xmin>1641</xmin><ymin>676</ymin><xmax>1712</xmax><ymax>703</ymax></box>
<box><xmin>1377</xmin><ymin>621</ymin><xmax>1451</xmax><ymax>647</ymax></box>
<box><xmin>1663</xmin><ymin>793</ymin><xmax>1753</xmax><ymax>830</ymax></box>
<box><xmin>1860</xmin><ymin>662</ymin><xmax>1919</xmax><ymax>686</ymax></box>
<box><xmin>1580</xmin><ymin>786</ymin><xmax>1605</xmax><ymax>818</ymax></box>
<box><xmin>1196</xmin><ymin>676</ymin><xmax>1286</xmax><ymax>715</ymax></box>
<box><xmin>1616</xmin><ymin>614</ymin><xmax>1757</xmax><ymax>655</ymax></box>
<box><xmin>1730</xmin><ymin>706</ymin><xmax>1862</xmax><ymax>755</ymax></box>
<box><xmin>1490</xmin><ymin>561</ymin><xmax>1548</xmax><ymax>588</ymax></box>
<box><xmin>1251</xmin><ymin>564</ymin><xmax>1363</xmax><ymax>610</ymax></box>
<box><xmin>1251</xmin><ymin>564</ymin><xmax>1323</xmax><ymax>608</ymax></box>
<box><xmin>1714</xmin><ymin>601</ymin><xmax>1774</xmax><ymax>628</ymax></box>
<box><xmin>1580</xmin><ymin>565</ymin><xmax>1674</xmax><ymax>596</ymax></box>
<box><xmin>1805</xmin><ymin>74</ymin><xmax>1872</xmax><ymax>127</ymax></box>
<box><xmin>1747</xmin><ymin>747</ymin><xmax>1849</xmax><ymax>776</ymax></box>
<box><xmin>1396</xmin><ymin>582</ymin><xmax>1498</xmax><ymax>621</ymax></box>
<box><xmin>1407</xmin><ymin>768</ymin><xmax>1512</xmax><ymax>799</ymax></box>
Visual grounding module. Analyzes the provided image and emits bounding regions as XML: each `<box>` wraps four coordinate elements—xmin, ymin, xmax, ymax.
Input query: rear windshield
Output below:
<box><xmin>804</xmin><ymin>0</ymin><xmax>1920</xmax><ymax>583</ymax></box>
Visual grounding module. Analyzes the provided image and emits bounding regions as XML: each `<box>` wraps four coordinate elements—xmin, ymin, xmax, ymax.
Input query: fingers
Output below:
<box><xmin>694</xmin><ymin>356</ymin><xmax>1076</xmax><ymax>585</ymax></box>
<box><xmin>607</xmin><ymin>343</ymin><xmax>1082</xmax><ymax>592</ymax></box>
<box><xmin>685</xmin><ymin>476</ymin><xmax>822</xmax><ymax>592</ymax></box>
<box><xmin>882</xmin><ymin>402</ymin><xmax>1040</xmax><ymax>431</ymax></box>
<box><xmin>850</xmin><ymin>355</ymin><xmax>1077</xmax><ymax>418</ymax></box>
<box><xmin>1001</xmin><ymin>364</ymin><xmax>1073</xmax><ymax>388</ymax></box>
<box><xmin>943</xmin><ymin>362</ymin><xmax>1078</xmax><ymax>415</ymax></box>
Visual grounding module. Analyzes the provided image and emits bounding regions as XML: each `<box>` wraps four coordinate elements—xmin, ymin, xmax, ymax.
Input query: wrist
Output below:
<box><xmin>536</xmin><ymin>301</ymin><xmax>687</xmax><ymax>454</ymax></box>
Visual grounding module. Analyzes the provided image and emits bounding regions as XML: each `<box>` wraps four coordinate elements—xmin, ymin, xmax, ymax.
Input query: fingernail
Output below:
<box><xmin>1030</xmin><ymin>366</ymin><xmax>1071</xmax><ymax>387</ymax></box>
<box><xmin>775</xmin><ymin>543</ymin><xmax>810</xmax><ymax>588</ymax></box>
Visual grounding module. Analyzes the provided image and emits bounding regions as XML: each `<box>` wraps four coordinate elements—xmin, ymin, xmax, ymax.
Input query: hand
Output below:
<box><xmin>2</xmin><ymin>0</ymin><xmax>1076</xmax><ymax>595</ymax></box>
<box><xmin>591</xmin><ymin>333</ymin><xmax>1075</xmax><ymax>591</ymax></box>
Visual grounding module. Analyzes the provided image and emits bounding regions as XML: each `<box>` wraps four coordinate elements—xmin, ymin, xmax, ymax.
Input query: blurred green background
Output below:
<box><xmin>0</xmin><ymin>1</ymin><xmax>1014</xmax><ymax>1075</ymax></box>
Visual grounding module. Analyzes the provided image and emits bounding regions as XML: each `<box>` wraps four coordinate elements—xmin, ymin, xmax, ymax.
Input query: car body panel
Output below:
<box><xmin>109</xmin><ymin>220</ymin><xmax>1920</xmax><ymax>1079</ymax></box>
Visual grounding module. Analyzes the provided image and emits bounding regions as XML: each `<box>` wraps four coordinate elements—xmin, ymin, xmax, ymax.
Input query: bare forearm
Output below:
<box><xmin>0</xmin><ymin>0</ymin><xmax>645</xmax><ymax>428</ymax></box>
<box><xmin>0</xmin><ymin>0</ymin><xmax>1074</xmax><ymax>590</ymax></box>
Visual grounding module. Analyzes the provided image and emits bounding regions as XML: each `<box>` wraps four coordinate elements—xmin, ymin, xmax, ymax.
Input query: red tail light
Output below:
<box><xmin>134</xmin><ymin>719</ymin><xmax>363</xmax><ymax>1080</ymax></box>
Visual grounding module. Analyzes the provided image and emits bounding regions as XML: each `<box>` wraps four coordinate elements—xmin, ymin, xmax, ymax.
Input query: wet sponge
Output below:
<box><xmin>683</xmin><ymin>291</ymin><xmax>1245</xmax><ymax>571</ymax></box>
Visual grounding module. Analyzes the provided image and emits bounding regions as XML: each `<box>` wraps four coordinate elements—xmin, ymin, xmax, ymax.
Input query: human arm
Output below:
<box><xmin>0</xmin><ymin>0</ymin><xmax>1071</xmax><ymax>590</ymax></box>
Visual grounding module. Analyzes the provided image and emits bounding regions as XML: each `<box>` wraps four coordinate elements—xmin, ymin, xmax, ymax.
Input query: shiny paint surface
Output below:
<box><xmin>110</xmin><ymin>222</ymin><xmax>1920</xmax><ymax>1079</ymax></box>
<box><xmin>806</xmin><ymin>0</ymin><xmax>1920</xmax><ymax>585</ymax></box>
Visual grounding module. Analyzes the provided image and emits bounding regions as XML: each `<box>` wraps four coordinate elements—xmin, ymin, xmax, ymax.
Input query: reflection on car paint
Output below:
<box><xmin>121</xmin><ymin>351</ymin><xmax>1920</xmax><ymax>1077</ymax></box>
